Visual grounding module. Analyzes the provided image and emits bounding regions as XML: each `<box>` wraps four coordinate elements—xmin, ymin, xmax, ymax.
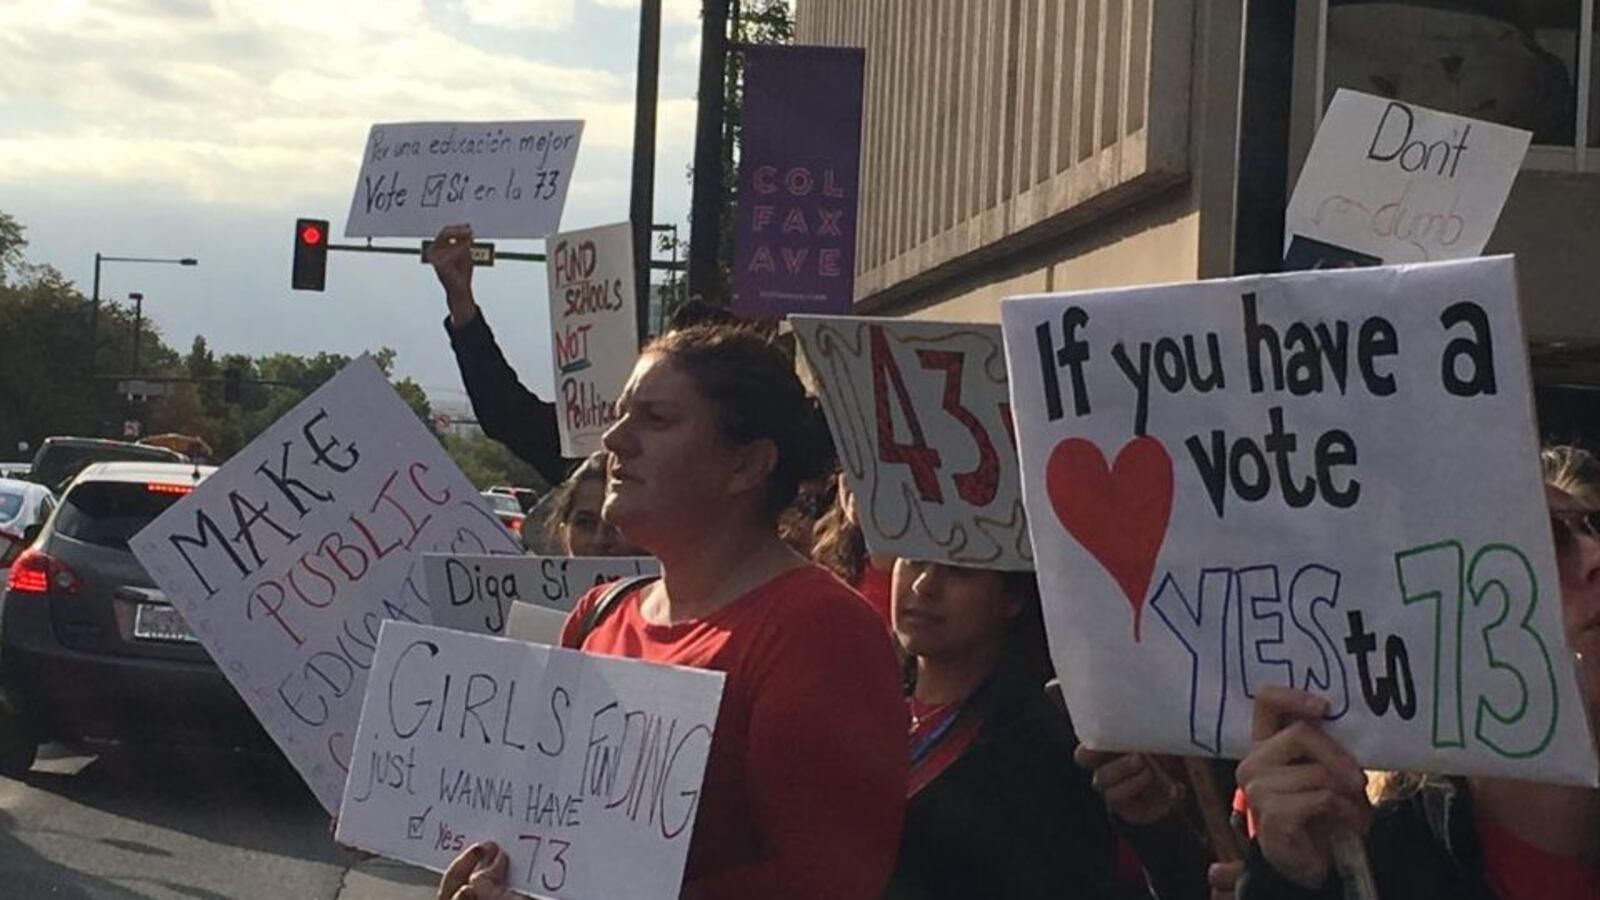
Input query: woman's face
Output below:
<box><xmin>891</xmin><ymin>559</ymin><xmax>1020</xmax><ymax>661</ymax></box>
<box><xmin>560</xmin><ymin>476</ymin><xmax>638</xmax><ymax>557</ymax></box>
<box><xmin>601</xmin><ymin>354</ymin><xmax>760</xmax><ymax>550</ymax></box>
<box><xmin>1549</xmin><ymin>486</ymin><xmax>1600</xmax><ymax>720</ymax></box>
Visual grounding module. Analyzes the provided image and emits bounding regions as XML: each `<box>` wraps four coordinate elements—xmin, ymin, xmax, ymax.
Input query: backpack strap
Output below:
<box><xmin>570</xmin><ymin>574</ymin><xmax>660</xmax><ymax>648</ymax></box>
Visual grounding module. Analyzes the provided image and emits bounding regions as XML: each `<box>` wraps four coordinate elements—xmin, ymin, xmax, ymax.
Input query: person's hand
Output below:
<box><xmin>1235</xmin><ymin>687</ymin><xmax>1370</xmax><ymax>890</ymax></box>
<box><xmin>1207</xmin><ymin>860</ymin><xmax>1243</xmax><ymax>900</ymax></box>
<box><xmin>438</xmin><ymin>842</ymin><xmax>518</xmax><ymax>900</ymax></box>
<box><xmin>429</xmin><ymin>223</ymin><xmax>478</xmax><ymax>328</ymax></box>
<box><xmin>1073</xmin><ymin>746</ymin><xmax>1185</xmax><ymax>825</ymax></box>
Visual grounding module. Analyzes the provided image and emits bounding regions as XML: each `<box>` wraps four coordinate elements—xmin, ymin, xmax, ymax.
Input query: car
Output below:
<box><xmin>0</xmin><ymin>462</ymin><xmax>31</xmax><ymax>480</ymax></box>
<box><xmin>487</xmin><ymin>485</ymin><xmax>542</xmax><ymax>514</ymax></box>
<box><xmin>0</xmin><ymin>478</ymin><xmax>55</xmax><ymax>579</ymax></box>
<box><xmin>481</xmin><ymin>490</ymin><xmax>526</xmax><ymax>536</ymax></box>
<box><xmin>0</xmin><ymin>461</ymin><xmax>273</xmax><ymax>776</ymax></box>
<box><xmin>28</xmin><ymin>436</ymin><xmax>186</xmax><ymax>494</ymax></box>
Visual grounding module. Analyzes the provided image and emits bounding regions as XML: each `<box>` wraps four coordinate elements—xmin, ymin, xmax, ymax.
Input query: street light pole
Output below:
<box><xmin>129</xmin><ymin>292</ymin><xmax>144</xmax><ymax>375</ymax></box>
<box><xmin>86</xmin><ymin>255</ymin><xmax>198</xmax><ymax>378</ymax></box>
<box><xmin>630</xmin><ymin>0</ymin><xmax>662</xmax><ymax>344</ymax></box>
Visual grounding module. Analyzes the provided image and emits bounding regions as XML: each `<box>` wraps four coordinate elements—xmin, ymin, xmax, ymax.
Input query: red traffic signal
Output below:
<box><xmin>292</xmin><ymin>217</ymin><xmax>329</xmax><ymax>291</ymax></box>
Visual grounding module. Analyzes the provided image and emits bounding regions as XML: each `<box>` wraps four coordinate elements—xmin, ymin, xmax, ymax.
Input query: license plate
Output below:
<box><xmin>133</xmin><ymin>603</ymin><xmax>197</xmax><ymax>643</ymax></box>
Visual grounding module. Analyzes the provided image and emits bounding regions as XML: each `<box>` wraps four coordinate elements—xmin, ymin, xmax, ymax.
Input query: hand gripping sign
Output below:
<box><xmin>1000</xmin><ymin>257</ymin><xmax>1599</xmax><ymax>786</ymax></box>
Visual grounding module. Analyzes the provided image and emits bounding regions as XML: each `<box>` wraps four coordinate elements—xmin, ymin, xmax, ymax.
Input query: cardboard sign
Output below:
<box><xmin>792</xmin><ymin>315</ymin><xmax>1029</xmax><ymax>570</ymax></box>
<box><xmin>1284</xmin><ymin>90</ymin><xmax>1530</xmax><ymax>266</ymax></box>
<box><xmin>1000</xmin><ymin>257</ymin><xmax>1599</xmax><ymax>785</ymax></box>
<box><xmin>424</xmin><ymin>554</ymin><xmax>659</xmax><ymax>636</ymax></box>
<box><xmin>336</xmin><ymin>622</ymin><xmax>724</xmax><ymax>900</ymax></box>
<box><xmin>346</xmin><ymin>121</ymin><xmax>583</xmax><ymax>239</ymax></box>
<box><xmin>546</xmin><ymin>222</ymin><xmax>638</xmax><ymax>456</ymax></box>
<box><xmin>130</xmin><ymin>357</ymin><xmax>522</xmax><ymax>811</ymax></box>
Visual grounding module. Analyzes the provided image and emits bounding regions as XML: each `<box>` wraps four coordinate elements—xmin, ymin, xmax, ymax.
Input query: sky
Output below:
<box><xmin>0</xmin><ymin>0</ymin><xmax>708</xmax><ymax>411</ymax></box>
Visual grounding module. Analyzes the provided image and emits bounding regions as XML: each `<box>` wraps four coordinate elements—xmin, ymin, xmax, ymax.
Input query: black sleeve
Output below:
<box><xmin>1114</xmin><ymin>816</ymin><xmax>1215</xmax><ymax>900</ymax></box>
<box><xmin>445</xmin><ymin>309</ymin><xmax>571</xmax><ymax>486</ymax></box>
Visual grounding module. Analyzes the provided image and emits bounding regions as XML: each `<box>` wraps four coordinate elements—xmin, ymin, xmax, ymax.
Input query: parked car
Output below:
<box><xmin>0</xmin><ymin>461</ymin><xmax>273</xmax><ymax>776</ymax></box>
<box><xmin>481</xmin><ymin>490</ymin><xmax>526</xmax><ymax>536</ymax></box>
<box><xmin>28</xmin><ymin>436</ymin><xmax>186</xmax><ymax>494</ymax></box>
<box><xmin>0</xmin><ymin>462</ymin><xmax>31</xmax><ymax>480</ymax></box>
<box><xmin>487</xmin><ymin>485</ymin><xmax>542</xmax><ymax>514</ymax></box>
<box><xmin>0</xmin><ymin>478</ymin><xmax>55</xmax><ymax>578</ymax></box>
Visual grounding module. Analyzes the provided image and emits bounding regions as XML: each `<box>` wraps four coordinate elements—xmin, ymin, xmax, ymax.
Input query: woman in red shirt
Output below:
<box><xmin>506</xmin><ymin>324</ymin><xmax>900</xmax><ymax>900</ymax></box>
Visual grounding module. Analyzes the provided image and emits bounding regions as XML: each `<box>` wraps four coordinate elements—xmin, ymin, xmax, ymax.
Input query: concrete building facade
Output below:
<box><xmin>793</xmin><ymin>1</ymin><xmax>1600</xmax><ymax>405</ymax></box>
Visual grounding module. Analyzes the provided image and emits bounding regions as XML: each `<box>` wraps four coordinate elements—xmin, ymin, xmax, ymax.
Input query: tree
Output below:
<box><xmin>441</xmin><ymin>430</ymin><xmax>549</xmax><ymax>492</ymax></box>
<box><xmin>660</xmin><ymin>0</ymin><xmax>794</xmax><ymax>317</ymax></box>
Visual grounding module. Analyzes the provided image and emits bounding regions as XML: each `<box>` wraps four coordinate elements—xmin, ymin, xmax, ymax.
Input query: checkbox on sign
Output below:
<box><xmin>407</xmin><ymin>805</ymin><xmax>432</xmax><ymax>840</ymax></box>
<box><xmin>421</xmin><ymin>175</ymin><xmax>445</xmax><ymax>208</ymax></box>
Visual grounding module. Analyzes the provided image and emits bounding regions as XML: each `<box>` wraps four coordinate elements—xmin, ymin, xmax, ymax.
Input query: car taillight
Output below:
<box><xmin>146</xmin><ymin>482</ymin><xmax>194</xmax><ymax>496</ymax></box>
<box><xmin>6</xmin><ymin>547</ymin><xmax>82</xmax><ymax>596</ymax></box>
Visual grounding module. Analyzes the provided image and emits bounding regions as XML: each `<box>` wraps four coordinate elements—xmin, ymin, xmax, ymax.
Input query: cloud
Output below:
<box><xmin>0</xmin><ymin>0</ymin><xmax>693</xmax><ymax>209</ymax></box>
<box><xmin>592</xmin><ymin>0</ymin><xmax>700</xmax><ymax>25</ymax></box>
<box><xmin>462</xmin><ymin>0</ymin><xmax>576</xmax><ymax>30</ymax></box>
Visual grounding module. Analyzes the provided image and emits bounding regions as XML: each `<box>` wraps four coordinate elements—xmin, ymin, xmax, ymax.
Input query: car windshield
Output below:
<box><xmin>485</xmin><ymin>493</ymin><xmax>520</xmax><ymax>514</ymax></box>
<box><xmin>53</xmin><ymin>481</ymin><xmax>188</xmax><ymax>551</ymax></box>
<box><xmin>0</xmin><ymin>490</ymin><xmax>23</xmax><ymax>523</ymax></box>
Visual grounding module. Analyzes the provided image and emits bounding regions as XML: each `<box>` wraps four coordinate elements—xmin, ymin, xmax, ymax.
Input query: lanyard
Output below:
<box><xmin>908</xmin><ymin>704</ymin><xmax>965</xmax><ymax>766</ymax></box>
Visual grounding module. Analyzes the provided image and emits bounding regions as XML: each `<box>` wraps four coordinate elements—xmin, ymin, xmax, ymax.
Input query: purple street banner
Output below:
<box><xmin>732</xmin><ymin>44</ymin><xmax>865</xmax><ymax>318</ymax></box>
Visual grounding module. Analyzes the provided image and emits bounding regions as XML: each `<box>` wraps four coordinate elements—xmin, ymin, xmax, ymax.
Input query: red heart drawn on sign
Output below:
<box><xmin>1046</xmin><ymin>436</ymin><xmax>1174</xmax><ymax>641</ymax></box>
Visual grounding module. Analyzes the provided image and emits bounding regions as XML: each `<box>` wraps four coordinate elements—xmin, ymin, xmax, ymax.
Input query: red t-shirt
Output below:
<box><xmin>562</xmin><ymin>564</ymin><xmax>908</xmax><ymax>900</ymax></box>
<box><xmin>1477</xmin><ymin>811</ymin><xmax>1600</xmax><ymax>900</ymax></box>
<box><xmin>854</xmin><ymin>564</ymin><xmax>894</xmax><ymax>629</ymax></box>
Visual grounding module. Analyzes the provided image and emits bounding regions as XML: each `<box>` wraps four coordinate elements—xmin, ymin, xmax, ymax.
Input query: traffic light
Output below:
<box><xmin>223</xmin><ymin>367</ymin><xmax>243</xmax><ymax>404</ymax></box>
<box><xmin>292</xmin><ymin>218</ymin><xmax>329</xmax><ymax>291</ymax></box>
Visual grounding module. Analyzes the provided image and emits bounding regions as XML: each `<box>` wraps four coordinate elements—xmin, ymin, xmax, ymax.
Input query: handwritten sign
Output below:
<box><xmin>791</xmin><ymin>315</ymin><xmax>1029</xmax><ymax>570</ymax></box>
<box><xmin>336</xmin><ymin>621</ymin><xmax>724</xmax><ymax>900</ymax></box>
<box><xmin>1284</xmin><ymin>89</ymin><xmax>1530</xmax><ymax>266</ymax></box>
<box><xmin>1001</xmin><ymin>257</ymin><xmax>1599</xmax><ymax>785</ymax></box>
<box><xmin>545</xmin><ymin>222</ymin><xmax>638</xmax><ymax>456</ymax></box>
<box><xmin>130</xmin><ymin>357</ymin><xmax>522</xmax><ymax>811</ymax></box>
<box><xmin>345</xmin><ymin>121</ymin><xmax>583</xmax><ymax>239</ymax></box>
<box><xmin>424</xmin><ymin>554</ymin><xmax>659</xmax><ymax>636</ymax></box>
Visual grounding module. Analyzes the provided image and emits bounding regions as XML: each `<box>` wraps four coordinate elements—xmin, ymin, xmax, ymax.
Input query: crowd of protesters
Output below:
<box><xmin>426</xmin><ymin>227</ymin><xmax>1599</xmax><ymax>900</ymax></box>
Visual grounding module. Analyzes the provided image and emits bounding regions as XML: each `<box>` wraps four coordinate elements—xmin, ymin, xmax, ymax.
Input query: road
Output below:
<box><xmin>0</xmin><ymin>744</ymin><xmax>438</xmax><ymax>900</ymax></box>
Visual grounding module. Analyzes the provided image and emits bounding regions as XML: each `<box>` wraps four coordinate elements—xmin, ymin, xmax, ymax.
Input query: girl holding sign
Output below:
<box><xmin>882</xmin><ymin>559</ymin><xmax>1126</xmax><ymax>900</ymax></box>
<box><xmin>1235</xmin><ymin>446</ymin><xmax>1600</xmax><ymax>900</ymax></box>
<box><xmin>560</xmin><ymin>324</ymin><xmax>906</xmax><ymax>899</ymax></box>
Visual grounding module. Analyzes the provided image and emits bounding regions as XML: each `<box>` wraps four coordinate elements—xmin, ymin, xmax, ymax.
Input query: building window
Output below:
<box><xmin>1320</xmin><ymin>1</ymin><xmax>1597</xmax><ymax>170</ymax></box>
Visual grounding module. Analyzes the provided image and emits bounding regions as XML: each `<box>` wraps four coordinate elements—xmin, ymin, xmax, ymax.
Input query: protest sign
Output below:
<box><xmin>546</xmin><ymin>222</ymin><xmax>638</xmax><ymax>456</ymax></box>
<box><xmin>792</xmin><ymin>315</ymin><xmax>1029</xmax><ymax>570</ymax></box>
<box><xmin>130</xmin><ymin>357</ymin><xmax>522</xmax><ymax>811</ymax></box>
<box><xmin>345</xmin><ymin>121</ymin><xmax>583</xmax><ymax>239</ymax></box>
<box><xmin>424</xmin><ymin>554</ymin><xmax>659</xmax><ymax>636</ymax></box>
<box><xmin>336</xmin><ymin>621</ymin><xmax>724</xmax><ymax>900</ymax></box>
<box><xmin>1284</xmin><ymin>89</ymin><xmax>1530</xmax><ymax>267</ymax></box>
<box><xmin>1000</xmin><ymin>257</ymin><xmax>1599</xmax><ymax>785</ymax></box>
<box><xmin>732</xmin><ymin>45</ymin><xmax>864</xmax><ymax>318</ymax></box>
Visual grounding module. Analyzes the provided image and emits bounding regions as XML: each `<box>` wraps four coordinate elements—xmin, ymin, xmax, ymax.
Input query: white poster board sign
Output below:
<box><xmin>424</xmin><ymin>554</ymin><xmax>659</xmax><ymax>636</ymax></box>
<box><xmin>130</xmin><ymin>358</ymin><xmax>522</xmax><ymax>811</ymax></box>
<box><xmin>336</xmin><ymin>621</ymin><xmax>724</xmax><ymax>900</ymax></box>
<box><xmin>1000</xmin><ymin>257</ymin><xmax>1599</xmax><ymax>785</ymax></box>
<box><xmin>1284</xmin><ymin>89</ymin><xmax>1530</xmax><ymax>268</ymax></box>
<box><xmin>792</xmin><ymin>316</ymin><xmax>1029</xmax><ymax>569</ymax></box>
<box><xmin>547</xmin><ymin>222</ymin><xmax>638</xmax><ymax>456</ymax></box>
<box><xmin>346</xmin><ymin>121</ymin><xmax>583</xmax><ymax>239</ymax></box>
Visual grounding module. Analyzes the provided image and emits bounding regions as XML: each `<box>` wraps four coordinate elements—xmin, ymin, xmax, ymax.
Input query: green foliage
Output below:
<box><xmin>659</xmin><ymin>0</ymin><xmax>794</xmax><ymax>315</ymax></box>
<box><xmin>441</xmin><ymin>430</ymin><xmax>549</xmax><ymax>492</ymax></box>
<box><xmin>0</xmin><ymin>210</ymin><xmax>435</xmax><ymax>465</ymax></box>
